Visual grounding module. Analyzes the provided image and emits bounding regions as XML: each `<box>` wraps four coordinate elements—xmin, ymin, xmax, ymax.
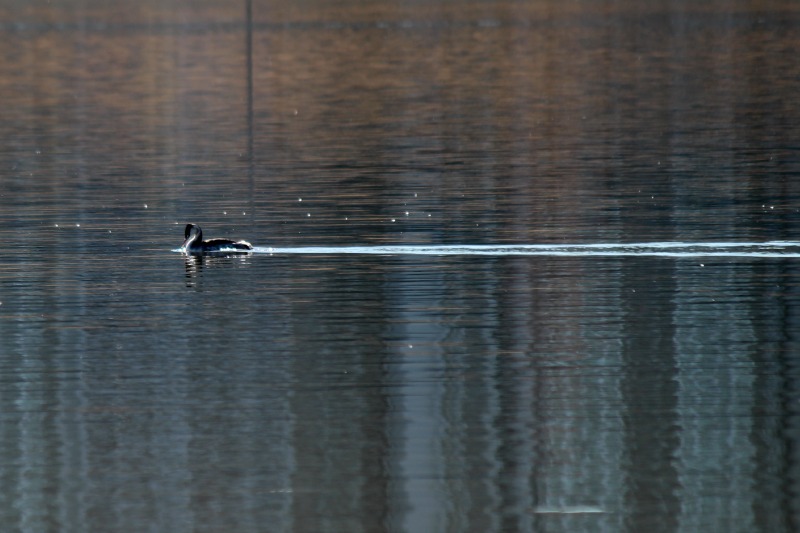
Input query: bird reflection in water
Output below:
<box><xmin>183</xmin><ymin>254</ymin><xmax>251</xmax><ymax>287</ymax></box>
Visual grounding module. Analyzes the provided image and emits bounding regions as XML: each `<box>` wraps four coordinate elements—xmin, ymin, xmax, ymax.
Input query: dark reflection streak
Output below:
<box><xmin>621</xmin><ymin>260</ymin><xmax>680</xmax><ymax>532</ymax></box>
<box><xmin>777</xmin><ymin>266</ymin><xmax>800</xmax><ymax>532</ymax></box>
<box><xmin>530</xmin><ymin>362</ymin><xmax>544</xmax><ymax>530</ymax></box>
<box><xmin>245</xmin><ymin>0</ymin><xmax>255</xmax><ymax>226</ymax></box>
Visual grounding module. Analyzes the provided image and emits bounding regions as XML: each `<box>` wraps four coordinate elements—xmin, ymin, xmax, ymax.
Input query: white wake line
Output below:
<box><xmin>252</xmin><ymin>241</ymin><xmax>800</xmax><ymax>258</ymax></box>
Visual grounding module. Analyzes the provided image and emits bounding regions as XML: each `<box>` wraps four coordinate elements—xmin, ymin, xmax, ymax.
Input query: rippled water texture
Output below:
<box><xmin>1</xmin><ymin>1</ymin><xmax>800</xmax><ymax>531</ymax></box>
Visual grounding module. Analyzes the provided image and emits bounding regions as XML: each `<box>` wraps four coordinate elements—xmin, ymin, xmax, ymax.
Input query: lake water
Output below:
<box><xmin>1</xmin><ymin>1</ymin><xmax>800</xmax><ymax>531</ymax></box>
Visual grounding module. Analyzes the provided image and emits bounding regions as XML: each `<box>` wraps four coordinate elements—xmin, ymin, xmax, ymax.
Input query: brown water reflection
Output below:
<box><xmin>1</xmin><ymin>0</ymin><xmax>800</xmax><ymax>531</ymax></box>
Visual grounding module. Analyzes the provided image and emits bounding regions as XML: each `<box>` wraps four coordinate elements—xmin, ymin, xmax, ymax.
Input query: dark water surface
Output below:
<box><xmin>2</xmin><ymin>1</ymin><xmax>800</xmax><ymax>531</ymax></box>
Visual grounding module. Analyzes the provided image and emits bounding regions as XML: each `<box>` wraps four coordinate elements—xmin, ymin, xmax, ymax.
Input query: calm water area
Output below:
<box><xmin>1</xmin><ymin>0</ymin><xmax>800</xmax><ymax>531</ymax></box>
